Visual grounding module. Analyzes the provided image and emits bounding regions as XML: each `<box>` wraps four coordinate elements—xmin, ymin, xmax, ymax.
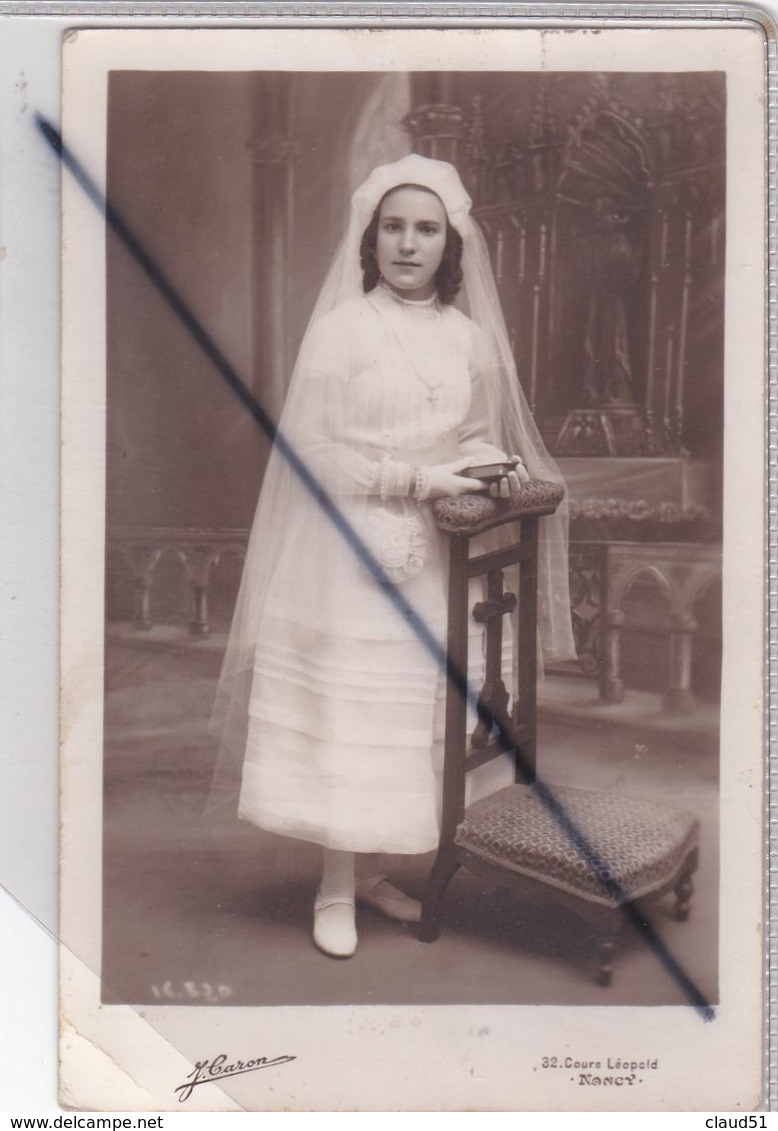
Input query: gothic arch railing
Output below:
<box><xmin>685</xmin><ymin>564</ymin><xmax>723</xmax><ymax>616</ymax></box>
<box><xmin>600</xmin><ymin>543</ymin><xmax>722</xmax><ymax>712</ymax></box>
<box><xmin>611</xmin><ymin>563</ymin><xmax>675</xmax><ymax>616</ymax></box>
<box><xmin>107</xmin><ymin>528</ymin><xmax>249</xmax><ymax>635</ymax></box>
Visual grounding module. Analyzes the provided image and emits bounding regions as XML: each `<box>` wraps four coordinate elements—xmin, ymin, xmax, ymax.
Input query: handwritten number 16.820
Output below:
<box><xmin>151</xmin><ymin>981</ymin><xmax>232</xmax><ymax>1003</ymax></box>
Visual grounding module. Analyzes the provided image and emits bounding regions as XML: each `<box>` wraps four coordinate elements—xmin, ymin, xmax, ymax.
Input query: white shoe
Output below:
<box><xmin>313</xmin><ymin>892</ymin><xmax>357</xmax><ymax>958</ymax></box>
<box><xmin>355</xmin><ymin>873</ymin><xmax>422</xmax><ymax>923</ymax></box>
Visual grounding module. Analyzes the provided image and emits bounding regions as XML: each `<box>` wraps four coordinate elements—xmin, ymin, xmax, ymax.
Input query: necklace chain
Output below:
<box><xmin>372</xmin><ymin>284</ymin><xmax>445</xmax><ymax>405</ymax></box>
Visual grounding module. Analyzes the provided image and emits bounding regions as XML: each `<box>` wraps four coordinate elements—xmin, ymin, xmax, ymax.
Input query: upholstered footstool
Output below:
<box><xmin>421</xmin><ymin>782</ymin><xmax>700</xmax><ymax>986</ymax></box>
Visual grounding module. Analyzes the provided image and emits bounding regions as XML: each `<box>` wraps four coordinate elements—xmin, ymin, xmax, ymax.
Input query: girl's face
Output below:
<box><xmin>375</xmin><ymin>186</ymin><xmax>448</xmax><ymax>301</ymax></box>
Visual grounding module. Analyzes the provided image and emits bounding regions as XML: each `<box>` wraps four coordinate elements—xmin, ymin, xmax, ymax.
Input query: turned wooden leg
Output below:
<box><xmin>673</xmin><ymin>848</ymin><xmax>699</xmax><ymax>922</ymax></box>
<box><xmin>595</xmin><ymin>934</ymin><xmax>617</xmax><ymax>987</ymax></box>
<box><xmin>419</xmin><ymin>851</ymin><xmax>460</xmax><ymax>943</ymax></box>
<box><xmin>674</xmin><ymin>871</ymin><xmax>695</xmax><ymax>922</ymax></box>
<box><xmin>591</xmin><ymin>915</ymin><xmax>623</xmax><ymax>988</ymax></box>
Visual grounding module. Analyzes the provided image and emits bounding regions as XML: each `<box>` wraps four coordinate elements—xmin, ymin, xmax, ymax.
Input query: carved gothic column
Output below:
<box><xmin>182</xmin><ymin>545</ymin><xmax>215</xmax><ymax>637</ymax></box>
<box><xmin>126</xmin><ymin>547</ymin><xmax>161</xmax><ymax>631</ymax></box>
<box><xmin>247</xmin><ymin>75</ymin><xmax>295</xmax><ymax>418</ymax></box>
<box><xmin>405</xmin><ymin>75</ymin><xmax>465</xmax><ymax>164</ymax></box>
<box><xmin>601</xmin><ymin>610</ymin><xmax>625</xmax><ymax>703</ymax></box>
<box><xmin>664</xmin><ymin>613</ymin><xmax>697</xmax><ymax>714</ymax></box>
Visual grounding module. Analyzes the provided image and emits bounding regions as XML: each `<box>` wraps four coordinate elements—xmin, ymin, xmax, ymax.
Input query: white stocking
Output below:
<box><xmin>319</xmin><ymin>847</ymin><xmax>355</xmax><ymax>902</ymax></box>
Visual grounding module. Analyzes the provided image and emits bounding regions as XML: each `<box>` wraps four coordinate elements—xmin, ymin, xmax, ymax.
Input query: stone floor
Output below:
<box><xmin>101</xmin><ymin>627</ymin><xmax>718</xmax><ymax>1009</ymax></box>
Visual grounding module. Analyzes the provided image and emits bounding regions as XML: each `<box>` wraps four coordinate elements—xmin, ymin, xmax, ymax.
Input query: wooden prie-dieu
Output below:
<box><xmin>420</xmin><ymin>482</ymin><xmax>700</xmax><ymax>987</ymax></box>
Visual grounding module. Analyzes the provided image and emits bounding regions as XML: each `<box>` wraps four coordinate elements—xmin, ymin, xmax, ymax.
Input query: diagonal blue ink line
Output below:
<box><xmin>37</xmin><ymin>112</ymin><xmax>714</xmax><ymax>1019</ymax></box>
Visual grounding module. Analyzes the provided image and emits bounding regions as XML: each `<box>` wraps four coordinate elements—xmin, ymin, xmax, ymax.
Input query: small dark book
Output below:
<box><xmin>461</xmin><ymin>461</ymin><xmax>516</xmax><ymax>483</ymax></box>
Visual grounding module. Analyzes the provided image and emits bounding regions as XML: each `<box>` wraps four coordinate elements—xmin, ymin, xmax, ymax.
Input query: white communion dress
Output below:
<box><xmin>238</xmin><ymin>284</ymin><xmax>514</xmax><ymax>853</ymax></box>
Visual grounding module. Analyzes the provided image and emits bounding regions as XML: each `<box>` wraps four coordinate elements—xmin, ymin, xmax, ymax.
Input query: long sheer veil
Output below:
<box><xmin>208</xmin><ymin>153</ymin><xmax>575</xmax><ymax>821</ymax></box>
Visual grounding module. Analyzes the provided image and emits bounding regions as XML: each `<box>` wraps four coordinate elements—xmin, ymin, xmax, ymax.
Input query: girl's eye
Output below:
<box><xmin>419</xmin><ymin>225</ymin><xmax>441</xmax><ymax>235</ymax></box>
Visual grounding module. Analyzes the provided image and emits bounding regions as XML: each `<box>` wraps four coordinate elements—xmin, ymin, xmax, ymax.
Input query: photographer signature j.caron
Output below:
<box><xmin>174</xmin><ymin>1051</ymin><xmax>297</xmax><ymax>1103</ymax></box>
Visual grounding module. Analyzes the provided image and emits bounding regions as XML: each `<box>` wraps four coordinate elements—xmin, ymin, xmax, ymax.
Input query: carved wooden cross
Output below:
<box><xmin>471</xmin><ymin>568</ymin><xmax>517</xmax><ymax>749</ymax></box>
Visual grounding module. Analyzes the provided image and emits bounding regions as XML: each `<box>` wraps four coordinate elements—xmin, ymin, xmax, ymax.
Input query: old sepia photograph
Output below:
<box><xmin>58</xmin><ymin>24</ymin><xmax>765</xmax><ymax>1111</ymax></box>
<box><xmin>102</xmin><ymin>64</ymin><xmax>722</xmax><ymax>1008</ymax></box>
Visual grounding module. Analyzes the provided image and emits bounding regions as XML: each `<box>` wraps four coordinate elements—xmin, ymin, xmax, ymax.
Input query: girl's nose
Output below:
<box><xmin>399</xmin><ymin>227</ymin><xmax>416</xmax><ymax>254</ymax></box>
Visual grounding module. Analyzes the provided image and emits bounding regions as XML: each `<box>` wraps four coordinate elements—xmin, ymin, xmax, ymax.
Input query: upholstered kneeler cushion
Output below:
<box><xmin>455</xmin><ymin>784</ymin><xmax>700</xmax><ymax>908</ymax></box>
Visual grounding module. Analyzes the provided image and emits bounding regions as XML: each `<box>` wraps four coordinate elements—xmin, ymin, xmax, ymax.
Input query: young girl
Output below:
<box><xmin>211</xmin><ymin>155</ymin><xmax>574</xmax><ymax>958</ymax></box>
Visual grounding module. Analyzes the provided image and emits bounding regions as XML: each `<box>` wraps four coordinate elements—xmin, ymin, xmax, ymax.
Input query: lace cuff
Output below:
<box><xmin>377</xmin><ymin>456</ymin><xmax>413</xmax><ymax>502</ymax></box>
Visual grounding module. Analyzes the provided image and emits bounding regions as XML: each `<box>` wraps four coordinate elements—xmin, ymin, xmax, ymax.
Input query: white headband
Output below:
<box><xmin>350</xmin><ymin>153</ymin><xmax>474</xmax><ymax>235</ymax></box>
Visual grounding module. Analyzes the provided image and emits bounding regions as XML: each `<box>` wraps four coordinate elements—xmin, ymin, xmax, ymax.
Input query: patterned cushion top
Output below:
<box><xmin>433</xmin><ymin>479</ymin><xmax>564</xmax><ymax>534</ymax></box>
<box><xmin>455</xmin><ymin>784</ymin><xmax>699</xmax><ymax>907</ymax></box>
